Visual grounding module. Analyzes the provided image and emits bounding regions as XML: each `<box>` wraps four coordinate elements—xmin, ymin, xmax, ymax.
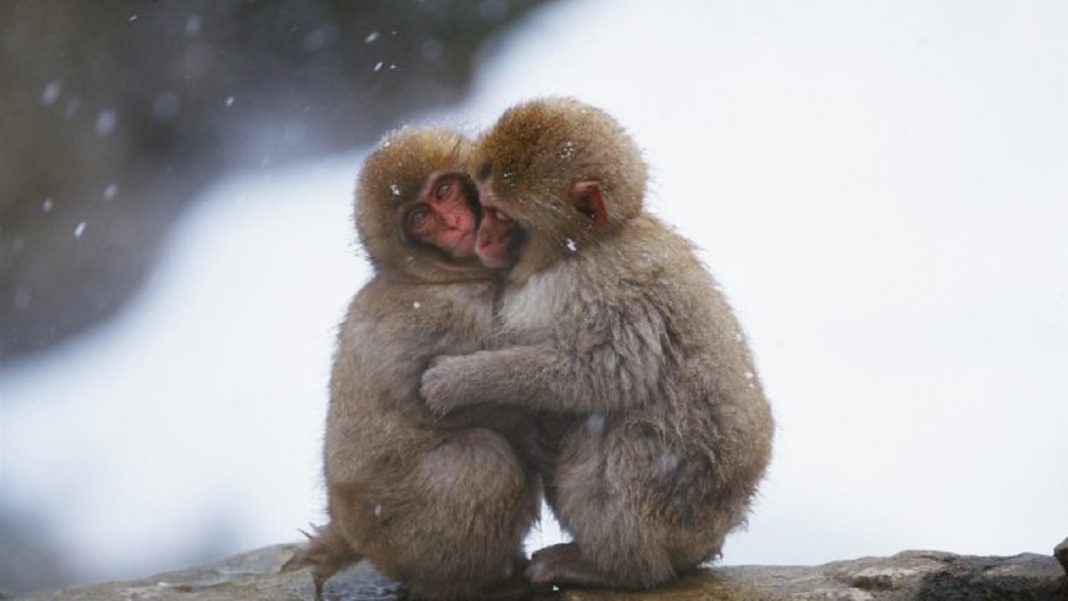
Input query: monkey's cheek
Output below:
<box><xmin>475</xmin><ymin>245</ymin><xmax>516</xmax><ymax>269</ymax></box>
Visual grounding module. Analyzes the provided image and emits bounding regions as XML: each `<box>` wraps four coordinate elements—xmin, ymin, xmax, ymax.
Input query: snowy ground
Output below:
<box><xmin>3</xmin><ymin>0</ymin><xmax>1067</xmax><ymax>584</ymax></box>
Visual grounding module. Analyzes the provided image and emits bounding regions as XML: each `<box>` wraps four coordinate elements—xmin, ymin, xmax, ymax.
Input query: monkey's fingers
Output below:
<box><xmin>420</xmin><ymin>369</ymin><xmax>457</xmax><ymax>416</ymax></box>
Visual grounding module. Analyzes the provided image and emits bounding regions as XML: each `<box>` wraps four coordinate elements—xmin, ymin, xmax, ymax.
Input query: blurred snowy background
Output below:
<box><xmin>3</xmin><ymin>0</ymin><xmax>1067</xmax><ymax>595</ymax></box>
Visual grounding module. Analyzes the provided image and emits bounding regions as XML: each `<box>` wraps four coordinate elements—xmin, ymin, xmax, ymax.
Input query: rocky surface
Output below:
<box><xmin>0</xmin><ymin>0</ymin><xmax>550</xmax><ymax>361</ymax></box>
<box><xmin>1056</xmin><ymin>537</ymin><xmax>1068</xmax><ymax>575</ymax></box>
<box><xmin>15</xmin><ymin>543</ymin><xmax>1066</xmax><ymax>600</ymax></box>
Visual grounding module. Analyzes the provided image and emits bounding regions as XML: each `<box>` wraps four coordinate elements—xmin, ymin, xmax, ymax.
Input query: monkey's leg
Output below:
<box><xmin>281</xmin><ymin>520</ymin><xmax>363</xmax><ymax>599</ymax></box>
<box><xmin>525</xmin><ymin>526</ymin><xmax>678</xmax><ymax>591</ymax></box>
<box><xmin>532</xmin><ymin>454</ymin><xmax>686</xmax><ymax>591</ymax></box>
<box><xmin>371</xmin><ymin>428</ymin><xmax>537</xmax><ymax>601</ymax></box>
<box><xmin>525</xmin><ymin>543</ymin><xmax>617</xmax><ymax>590</ymax></box>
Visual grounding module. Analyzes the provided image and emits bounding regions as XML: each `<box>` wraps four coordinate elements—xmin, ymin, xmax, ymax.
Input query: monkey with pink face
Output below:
<box><xmin>422</xmin><ymin>98</ymin><xmax>774</xmax><ymax>591</ymax></box>
<box><xmin>286</xmin><ymin>128</ymin><xmax>541</xmax><ymax>600</ymax></box>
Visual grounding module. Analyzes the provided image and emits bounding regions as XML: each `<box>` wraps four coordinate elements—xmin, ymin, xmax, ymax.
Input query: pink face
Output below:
<box><xmin>404</xmin><ymin>173</ymin><xmax>477</xmax><ymax>259</ymax></box>
<box><xmin>474</xmin><ymin>188</ymin><xmax>519</xmax><ymax>269</ymax></box>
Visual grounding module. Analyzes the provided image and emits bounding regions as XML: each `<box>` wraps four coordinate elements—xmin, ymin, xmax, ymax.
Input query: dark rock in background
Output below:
<box><xmin>13</xmin><ymin>543</ymin><xmax>1067</xmax><ymax>600</ymax></box>
<box><xmin>0</xmin><ymin>0</ymin><xmax>548</xmax><ymax>362</ymax></box>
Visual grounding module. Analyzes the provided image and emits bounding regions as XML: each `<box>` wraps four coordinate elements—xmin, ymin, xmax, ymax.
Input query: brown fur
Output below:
<box><xmin>421</xmin><ymin>98</ymin><xmax>774</xmax><ymax>590</ymax></box>
<box><xmin>285</xmin><ymin>128</ymin><xmax>541</xmax><ymax>599</ymax></box>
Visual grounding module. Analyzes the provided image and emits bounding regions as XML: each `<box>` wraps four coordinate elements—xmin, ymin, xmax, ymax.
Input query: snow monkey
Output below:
<box><xmin>284</xmin><ymin>128</ymin><xmax>541</xmax><ymax>600</ymax></box>
<box><xmin>421</xmin><ymin>98</ymin><xmax>774</xmax><ymax>590</ymax></box>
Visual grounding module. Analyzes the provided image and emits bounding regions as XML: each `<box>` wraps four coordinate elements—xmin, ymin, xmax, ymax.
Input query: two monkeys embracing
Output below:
<box><xmin>284</xmin><ymin>98</ymin><xmax>774</xmax><ymax>600</ymax></box>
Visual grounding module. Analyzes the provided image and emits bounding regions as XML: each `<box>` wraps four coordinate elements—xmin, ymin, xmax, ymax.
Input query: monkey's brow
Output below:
<box><xmin>476</xmin><ymin>160</ymin><xmax>492</xmax><ymax>181</ymax></box>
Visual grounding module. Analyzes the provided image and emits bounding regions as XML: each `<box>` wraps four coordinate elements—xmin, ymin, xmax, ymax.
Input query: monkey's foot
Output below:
<box><xmin>475</xmin><ymin>575</ymin><xmax>533</xmax><ymax>601</ymax></box>
<box><xmin>473</xmin><ymin>555</ymin><xmax>535</xmax><ymax>601</ymax></box>
<box><xmin>281</xmin><ymin>525</ymin><xmax>362</xmax><ymax>600</ymax></box>
<box><xmin>525</xmin><ymin>543</ymin><xmax>614</xmax><ymax>590</ymax></box>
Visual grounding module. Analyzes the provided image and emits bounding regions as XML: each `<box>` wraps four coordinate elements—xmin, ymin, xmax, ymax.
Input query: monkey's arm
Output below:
<box><xmin>422</xmin><ymin>334</ymin><xmax>664</xmax><ymax>417</ymax></box>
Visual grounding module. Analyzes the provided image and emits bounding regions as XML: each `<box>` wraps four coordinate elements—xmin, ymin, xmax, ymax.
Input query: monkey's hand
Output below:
<box><xmin>421</xmin><ymin>355</ymin><xmax>480</xmax><ymax>416</ymax></box>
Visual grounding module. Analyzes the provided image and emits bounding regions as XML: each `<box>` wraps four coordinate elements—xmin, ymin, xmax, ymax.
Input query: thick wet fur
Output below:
<box><xmin>421</xmin><ymin>98</ymin><xmax>774</xmax><ymax>590</ymax></box>
<box><xmin>288</xmin><ymin>128</ymin><xmax>541</xmax><ymax>599</ymax></box>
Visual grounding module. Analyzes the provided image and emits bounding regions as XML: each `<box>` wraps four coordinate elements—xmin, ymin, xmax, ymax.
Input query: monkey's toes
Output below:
<box><xmin>524</xmin><ymin>557</ymin><xmax>556</xmax><ymax>589</ymax></box>
<box><xmin>525</xmin><ymin>543</ymin><xmax>576</xmax><ymax>588</ymax></box>
<box><xmin>529</xmin><ymin>542</ymin><xmax>575</xmax><ymax>563</ymax></box>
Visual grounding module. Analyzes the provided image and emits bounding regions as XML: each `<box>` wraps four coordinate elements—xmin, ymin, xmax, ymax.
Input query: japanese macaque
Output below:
<box><xmin>284</xmin><ymin>128</ymin><xmax>540</xmax><ymax>600</ymax></box>
<box><xmin>421</xmin><ymin>98</ymin><xmax>774</xmax><ymax>590</ymax></box>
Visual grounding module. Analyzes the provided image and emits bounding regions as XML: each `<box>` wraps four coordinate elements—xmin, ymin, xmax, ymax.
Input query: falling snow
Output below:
<box><xmin>558</xmin><ymin>140</ymin><xmax>575</xmax><ymax>160</ymax></box>
<box><xmin>74</xmin><ymin>222</ymin><xmax>87</xmax><ymax>238</ymax></box>
<box><xmin>95</xmin><ymin>109</ymin><xmax>117</xmax><ymax>136</ymax></box>
<box><xmin>42</xmin><ymin>197</ymin><xmax>54</xmax><ymax>213</ymax></box>
<box><xmin>13</xmin><ymin>287</ymin><xmax>32</xmax><ymax>311</ymax></box>
<box><xmin>41</xmin><ymin>81</ymin><xmax>62</xmax><ymax>106</ymax></box>
<box><xmin>565</xmin><ymin>238</ymin><xmax>577</xmax><ymax>252</ymax></box>
<box><xmin>365</xmin><ymin>31</ymin><xmax>379</xmax><ymax>43</ymax></box>
<box><xmin>744</xmin><ymin>370</ymin><xmax>754</xmax><ymax>380</ymax></box>
<box><xmin>185</xmin><ymin>15</ymin><xmax>201</xmax><ymax>36</ymax></box>
<box><xmin>104</xmin><ymin>184</ymin><xmax>118</xmax><ymax>200</ymax></box>
<box><xmin>412</xmin><ymin>301</ymin><xmax>421</xmax><ymax>309</ymax></box>
<box><xmin>374</xmin><ymin>504</ymin><xmax>382</xmax><ymax>517</ymax></box>
<box><xmin>225</xmin><ymin>96</ymin><xmax>235</xmax><ymax>108</ymax></box>
<box><xmin>585</xmin><ymin>413</ymin><xmax>605</xmax><ymax>434</ymax></box>
<box><xmin>389</xmin><ymin>183</ymin><xmax>401</xmax><ymax>196</ymax></box>
<box><xmin>373</xmin><ymin>61</ymin><xmax>384</xmax><ymax>72</ymax></box>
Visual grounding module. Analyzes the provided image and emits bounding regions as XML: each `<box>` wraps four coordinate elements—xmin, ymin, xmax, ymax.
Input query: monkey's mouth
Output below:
<box><xmin>448</xmin><ymin>230</ymin><xmax>476</xmax><ymax>257</ymax></box>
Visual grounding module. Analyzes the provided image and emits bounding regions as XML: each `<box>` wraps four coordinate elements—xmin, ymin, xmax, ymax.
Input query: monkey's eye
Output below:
<box><xmin>407</xmin><ymin>207</ymin><xmax>430</xmax><ymax>230</ymax></box>
<box><xmin>434</xmin><ymin>180</ymin><xmax>452</xmax><ymax>200</ymax></box>
<box><xmin>487</xmin><ymin>208</ymin><xmax>513</xmax><ymax>224</ymax></box>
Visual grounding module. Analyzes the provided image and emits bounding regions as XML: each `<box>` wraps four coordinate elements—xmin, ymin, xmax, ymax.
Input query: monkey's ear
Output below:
<box><xmin>569</xmin><ymin>181</ymin><xmax>608</xmax><ymax>228</ymax></box>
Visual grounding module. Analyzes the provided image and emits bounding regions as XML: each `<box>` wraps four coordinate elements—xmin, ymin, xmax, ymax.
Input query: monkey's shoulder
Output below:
<box><xmin>499</xmin><ymin>216</ymin><xmax>728</xmax><ymax>351</ymax></box>
<box><xmin>341</xmin><ymin>276</ymin><xmax>496</xmax><ymax>344</ymax></box>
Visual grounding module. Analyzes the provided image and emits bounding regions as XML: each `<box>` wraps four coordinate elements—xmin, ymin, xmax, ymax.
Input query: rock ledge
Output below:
<box><xmin>16</xmin><ymin>542</ymin><xmax>1067</xmax><ymax>600</ymax></box>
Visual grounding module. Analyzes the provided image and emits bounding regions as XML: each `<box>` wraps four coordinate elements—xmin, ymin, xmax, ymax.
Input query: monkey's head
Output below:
<box><xmin>470</xmin><ymin>97</ymin><xmax>648</xmax><ymax>282</ymax></box>
<box><xmin>355</xmin><ymin>128</ymin><xmax>487</xmax><ymax>283</ymax></box>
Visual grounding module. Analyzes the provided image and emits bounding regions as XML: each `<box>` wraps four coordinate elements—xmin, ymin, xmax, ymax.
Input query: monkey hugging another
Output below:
<box><xmin>284</xmin><ymin>98</ymin><xmax>774</xmax><ymax>600</ymax></box>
